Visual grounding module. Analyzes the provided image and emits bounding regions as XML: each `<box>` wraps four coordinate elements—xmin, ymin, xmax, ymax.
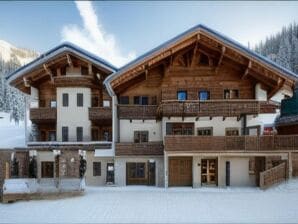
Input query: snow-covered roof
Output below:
<box><xmin>105</xmin><ymin>24</ymin><xmax>298</xmax><ymax>86</ymax></box>
<box><xmin>6</xmin><ymin>42</ymin><xmax>118</xmax><ymax>83</ymax></box>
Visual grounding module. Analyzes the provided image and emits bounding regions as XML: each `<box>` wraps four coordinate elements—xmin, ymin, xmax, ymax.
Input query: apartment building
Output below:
<box><xmin>5</xmin><ymin>24</ymin><xmax>298</xmax><ymax>191</ymax></box>
<box><xmin>105</xmin><ymin>24</ymin><xmax>298</xmax><ymax>188</ymax></box>
<box><xmin>6</xmin><ymin>43</ymin><xmax>117</xmax><ymax>186</ymax></box>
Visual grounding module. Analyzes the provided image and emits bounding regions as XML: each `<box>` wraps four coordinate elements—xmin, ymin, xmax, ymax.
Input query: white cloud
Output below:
<box><xmin>61</xmin><ymin>1</ymin><xmax>136</xmax><ymax>67</ymax></box>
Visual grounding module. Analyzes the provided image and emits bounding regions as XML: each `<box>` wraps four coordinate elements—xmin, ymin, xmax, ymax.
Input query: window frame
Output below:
<box><xmin>177</xmin><ymin>90</ymin><xmax>187</xmax><ymax>101</ymax></box>
<box><xmin>197</xmin><ymin>127</ymin><xmax>213</xmax><ymax>136</ymax></box>
<box><xmin>225</xmin><ymin>128</ymin><xmax>240</xmax><ymax>136</ymax></box>
<box><xmin>62</xmin><ymin>126</ymin><xmax>69</xmax><ymax>142</ymax></box>
<box><xmin>134</xmin><ymin>131</ymin><xmax>149</xmax><ymax>143</ymax></box>
<box><xmin>198</xmin><ymin>90</ymin><xmax>210</xmax><ymax>101</ymax></box>
<box><xmin>77</xmin><ymin>93</ymin><xmax>84</xmax><ymax>107</ymax></box>
<box><xmin>93</xmin><ymin>162</ymin><xmax>101</xmax><ymax>176</ymax></box>
<box><xmin>76</xmin><ymin>127</ymin><xmax>83</xmax><ymax>142</ymax></box>
<box><xmin>62</xmin><ymin>93</ymin><xmax>69</xmax><ymax>107</ymax></box>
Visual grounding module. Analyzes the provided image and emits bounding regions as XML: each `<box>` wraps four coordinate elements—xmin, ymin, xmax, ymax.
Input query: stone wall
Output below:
<box><xmin>59</xmin><ymin>150</ymin><xmax>80</xmax><ymax>178</ymax></box>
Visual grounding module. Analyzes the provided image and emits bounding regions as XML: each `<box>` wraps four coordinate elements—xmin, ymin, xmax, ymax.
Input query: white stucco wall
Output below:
<box><xmin>119</xmin><ymin>120</ymin><xmax>162</xmax><ymax>142</ymax></box>
<box><xmin>57</xmin><ymin>87</ymin><xmax>91</xmax><ymax>141</ymax></box>
<box><xmin>85</xmin><ymin>151</ymin><xmax>114</xmax><ymax>186</ymax></box>
<box><xmin>218</xmin><ymin>157</ymin><xmax>254</xmax><ymax>187</ymax></box>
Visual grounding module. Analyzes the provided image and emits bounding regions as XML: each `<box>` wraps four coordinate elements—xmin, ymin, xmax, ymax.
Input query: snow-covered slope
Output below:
<box><xmin>0</xmin><ymin>39</ymin><xmax>37</xmax><ymax>65</ymax></box>
<box><xmin>0</xmin><ymin>112</ymin><xmax>25</xmax><ymax>148</ymax></box>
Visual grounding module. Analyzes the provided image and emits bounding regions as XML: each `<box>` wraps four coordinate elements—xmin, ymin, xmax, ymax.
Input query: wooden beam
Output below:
<box><xmin>268</xmin><ymin>78</ymin><xmax>285</xmax><ymax>99</ymax></box>
<box><xmin>43</xmin><ymin>64</ymin><xmax>54</xmax><ymax>83</ymax></box>
<box><xmin>241</xmin><ymin>60</ymin><xmax>252</xmax><ymax>80</ymax></box>
<box><xmin>23</xmin><ymin>77</ymin><xmax>31</xmax><ymax>87</ymax></box>
<box><xmin>66</xmin><ymin>54</ymin><xmax>73</xmax><ymax>67</ymax></box>
<box><xmin>215</xmin><ymin>46</ymin><xmax>226</xmax><ymax>74</ymax></box>
<box><xmin>190</xmin><ymin>41</ymin><xmax>199</xmax><ymax>67</ymax></box>
<box><xmin>88</xmin><ymin>63</ymin><xmax>92</xmax><ymax>75</ymax></box>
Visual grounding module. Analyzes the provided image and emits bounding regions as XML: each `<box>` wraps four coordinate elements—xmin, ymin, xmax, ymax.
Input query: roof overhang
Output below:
<box><xmin>104</xmin><ymin>24</ymin><xmax>298</xmax><ymax>93</ymax></box>
<box><xmin>7</xmin><ymin>42</ymin><xmax>118</xmax><ymax>85</ymax></box>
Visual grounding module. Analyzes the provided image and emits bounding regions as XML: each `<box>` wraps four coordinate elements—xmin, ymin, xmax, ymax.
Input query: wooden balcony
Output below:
<box><xmin>115</xmin><ymin>142</ymin><xmax>164</xmax><ymax>156</ymax></box>
<box><xmin>159</xmin><ymin>100</ymin><xmax>279</xmax><ymax>118</ymax></box>
<box><xmin>89</xmin><ymin>107</ymin><xmax>112</xmax><ymax>121</ymax></box>
<box><xmin>165</xmin><ymin>135</ymin><xmax>298</xmax><ymax>152</ymax></box>
<box><xmin>117</xmin><ymin>105</ymin><xmax>158</xmax><ymax>119</ymax></box>
<box><xmin>30</xmin><ymin>108</ymin><xmax>57</xmax><ymax>123</ymax></box>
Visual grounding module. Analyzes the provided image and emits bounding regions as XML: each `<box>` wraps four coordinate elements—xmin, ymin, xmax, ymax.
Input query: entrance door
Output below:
<box><xmin>201</xmin><ymin>159</ymin><xmax>217</xmax><ymax>185</ymax></box>
<box><xmin>148</xmin><ymin>161</ymin><xmax>156</xmax><ymax>186</ymax></box>
<box><xmin>41</xmin><ymin>162</ymin><xmax>54</xmax><ymax>178</ymax></box>
<box><xmin>169</xmin><ymin>157</ymin><xmax>192</xmax><ymax>186</ymax></box>
<box><xmin>106</xmin><ymin>163</ymin><xmax>114</xmax><ymax>184</ymax></box>
<box><xmin>226</xmin><ymin>161</ymin><xmax>230</xmax><ymax>186</ymax></box>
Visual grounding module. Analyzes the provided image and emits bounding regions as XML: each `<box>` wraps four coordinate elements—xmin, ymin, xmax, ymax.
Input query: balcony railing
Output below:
<box><xmin>164</xmin><ymin>135</ymin><xmax>298</xmax><ymax>152</ymax></box>
<box><xmin>27</xmin><ymin>141</ymin><xmax>112</xmax><ymax>150</ymax></box>
<box><xmin>89</xmin><ymin>107</ymin><xmax>112</xmax><ymax>121</ymax></box>
<box><xmin>30</xmin><ymin>108</ymin><xmax>57</xmax><ymax>123</ymax></box>
<box><xmin>117</xmin><ymin>105</ymin><xmax>158</xmax><ymax>119</ymax></box>
<box><xmin>115</xmin><ymin>142</ymin><xmax>164</xmax><ymax>156</ymax></box>
<box><xmin>159</xmin><ymin>100</ymin><xmax>279</xmax><ymax>118</ymax></box>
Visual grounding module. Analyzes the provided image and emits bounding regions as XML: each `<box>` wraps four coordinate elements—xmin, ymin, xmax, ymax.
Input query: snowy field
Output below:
<box><xmin>1</xmin><ymin>180</ymin><xmax>298</xmax><ymax>223</ymax></box>
<box><xmin>0</xmin><ymin>112</ymin><xmax>25</xmax><ymax>148</ymax></box>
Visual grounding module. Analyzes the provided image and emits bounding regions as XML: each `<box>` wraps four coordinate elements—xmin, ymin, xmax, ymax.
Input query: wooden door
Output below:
<box><xmin>41</xmin><ymin>162</ymin><xmax>54</xmax><ymax>178</ymax></box>
<box><xmin>201</xmin><ymin>159</ymin><xmax>217</xmax><ymax>185</ymax></box>
<box><xmin>169</xmin><ymin>157</ymin><xmax>192</xmax><ymax>186</ymax></box>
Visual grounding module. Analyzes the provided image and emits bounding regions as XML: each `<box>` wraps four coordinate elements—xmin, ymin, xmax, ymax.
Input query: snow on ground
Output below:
<box><xmin>0</xmin><ymin>112</ymin><xmax>25</xmax><ymax>148</ymax></box>
<box><xmin>1</xmin><ymin>179</ymin><xmax>298</xmax><ymax>223</ymax></box>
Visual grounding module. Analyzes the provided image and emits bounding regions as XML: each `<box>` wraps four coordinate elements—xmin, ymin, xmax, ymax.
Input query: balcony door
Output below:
<box><xmin>201</xmin><ymin>159</ymin><xmax>217</xmax><ymax>186</ymax></box>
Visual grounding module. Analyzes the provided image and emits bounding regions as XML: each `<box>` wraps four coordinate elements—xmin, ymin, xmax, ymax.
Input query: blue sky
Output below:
<box><xmin>1</xmin><ymin>1</ymin><xmax>298</xmax><ymax>66</ymax></box>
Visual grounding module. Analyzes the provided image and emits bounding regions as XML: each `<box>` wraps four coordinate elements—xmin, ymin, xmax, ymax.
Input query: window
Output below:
<box><xmin>77</xmin><ymin>93</ymin><xmax>83</xmax><ymax>107</ymax></box>
<box><xmin>48</xmin><ymin>131</ymin><xmax>56</xmax><ymax>141</ymax></box>
<box><xmin>50</xmin><ymin>100</ymin><xmax>57</xmax><ymax>108</ymax></box>
<box><xmin>197</xmin><ymin>127</ymin><xmax>213</xmax><ymax>136</ymax></box>
<box><xmin>41</xmin><ymin>162</ymin><xmax>54</xmax><ymax>178</ymax></box>
<box><xmin>119</xmin><ymin>96</ymin><xmax>129</xmax><ymax>104</ymax></box>
<box><xmin>62</xmin><ymin>93</ymin><xmax>69</xmax><ymax>107</ymax></box>
<box><xmin>199</xmin><ymin>91</ymin><xmax>210</xmax><ymax>101</ymax></box>
<box><xmin>93</xmin><ymin>162</ymin><xmax>101</xmax><ymax>176</ymax></box>
<box><xmin>127</xmin><ymin>163</ymin><xmax>146</xmax><ymax>178</ymax></box>
<box><xmin>62</xmin><ymin>126</ymin><xmax>68</xmax><ymax>141</ymax></box>
<box><xmin>103</xmin><ymin>100</ymin><xmax>110</xmax><ymax>107</ymax></box>
<box><xmin>177</xmin><ymin>90</ymin><xmax>187</xmax><ymax>101</ymax></box>
<box><xmin>166</xmin><ymin>123</ymin><xmax>194</xmax><ymax>135</ymax></box>
<box><xmin>76</xmin><ymin>127</ymin><xmax>83</xmax><ymax>142</ymax></box>
<box><xmin>225</xmin><ymin>128</ymin><xmax>239</xmax><ymax>136</ymax></box>
<box><xmin>134</xmin><ymin>96</ymin><xmax>148</xmax><ymax>105</ymax></box>
<box><xmin>224</xmin><ymin>89</ymin><xmax>239</xmax><ymax>99</ymax></box>
<box><xmin>134</xmin><ymin>131</ymin><xmax>149</xmax><ymax>143</ymax></box>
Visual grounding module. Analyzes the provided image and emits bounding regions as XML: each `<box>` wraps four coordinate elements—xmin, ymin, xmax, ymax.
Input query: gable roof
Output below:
<box><xmin>105</xmin><ymin>24</ymin><xmax>298</xmax><ymax>87</ymax></box>
<box><xmin>6</xmin><ymin>42</ymin><xmax>118</xmax><ymax>83</ymax></box>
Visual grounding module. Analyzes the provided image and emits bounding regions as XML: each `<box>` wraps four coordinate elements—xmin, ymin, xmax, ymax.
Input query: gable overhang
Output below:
<box><xmin>105</xmin><ymin>24</ymin><xmax>298</xmax><ymax>94</ymax></box>
<box><xmin>7</xmin><ymin>42</ymin><xmax>118</xmax><ymax>86</ymax></box>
